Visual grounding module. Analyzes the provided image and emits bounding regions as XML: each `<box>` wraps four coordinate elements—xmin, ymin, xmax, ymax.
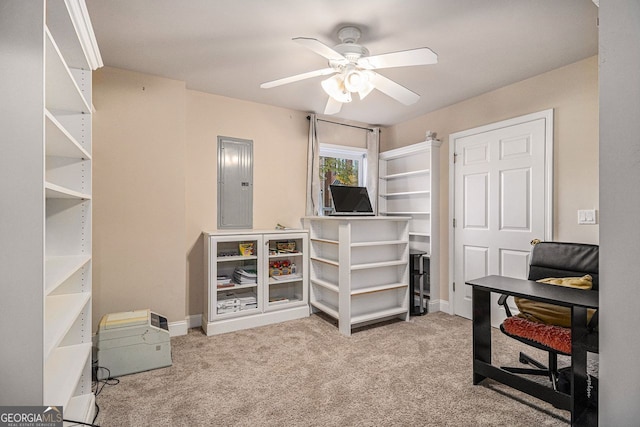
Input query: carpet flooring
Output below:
<box><xmin>94</xmin><ymin>312</ymin><xmax>595</xmax><ymax>426</ymax></box>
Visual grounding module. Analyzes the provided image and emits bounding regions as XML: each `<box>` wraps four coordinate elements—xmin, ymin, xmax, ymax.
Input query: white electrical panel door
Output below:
<box><xmin>217</xmin><ymin>136</ymin><xmax>253</xmax><ymax>229</ymax></box>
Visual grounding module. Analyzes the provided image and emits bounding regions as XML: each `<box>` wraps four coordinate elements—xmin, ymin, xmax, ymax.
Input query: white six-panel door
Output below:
<box><xmin>451</xmin><ymin>110</ymin><xmax>553</xmax><ymax>325</ymax></box>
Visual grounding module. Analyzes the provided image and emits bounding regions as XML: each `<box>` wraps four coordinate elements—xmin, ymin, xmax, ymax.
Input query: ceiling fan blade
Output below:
<box><xmin>260</xmin><ymin>67</ymin><xmax>335</xmax><ymax>89</ymax></box>
<box><xmin>324</xmin><ymin>97</ymin><xmax>343</xmax><ymax>115</ymax></box>
<box><xmin>293</xmin><ymin>37</ymin><xmax>346</xmax><ymax>62</ymax></box>
<box><xmin>370</xmin><ymin>72</ymin><xmax>420</xmax><ymax>105</ymax></box>
<box><xmin>358</xmin><ymin>47</ymin><xmax>438</xmax><ymax>70</ymax></box>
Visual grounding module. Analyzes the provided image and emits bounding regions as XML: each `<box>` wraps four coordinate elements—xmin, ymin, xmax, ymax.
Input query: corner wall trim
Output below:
<box><xmin>187</xmin><ymin>314</ymin><xmax>202</xmax><ymax>329</ymax></box>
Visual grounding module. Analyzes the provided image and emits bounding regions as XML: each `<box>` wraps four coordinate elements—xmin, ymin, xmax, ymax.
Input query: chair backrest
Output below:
<box><xmin>527</xmin><ymin>241</ymin><xmax>599</xmax><ymax>290</ymax></box>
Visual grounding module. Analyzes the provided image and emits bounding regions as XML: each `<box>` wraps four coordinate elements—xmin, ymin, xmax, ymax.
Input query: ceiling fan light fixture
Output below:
<box><xmin>321</xmin><ymin>74</ymin><xmax>352</xmax><ymax>103</ymax></box>
<box><xmin>346</xmin><ymin>69</ymin><xmax>374</xmax><ymax>99</ymax></box>
<box><xmin>344</xmin><ymin>69</ymin><xmax>364</xmax><ymax>92</ymax></box>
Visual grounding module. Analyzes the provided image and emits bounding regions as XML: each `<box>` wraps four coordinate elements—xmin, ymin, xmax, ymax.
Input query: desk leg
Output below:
<box><xmin>472</xmin><ymin>287</ymin><xmax>491</xmax><ymax>384</ymax></box>
<box><xmin>571</xmin><ymin>306</ymin><xmax>593</xmax><ymax>426</ymax></box>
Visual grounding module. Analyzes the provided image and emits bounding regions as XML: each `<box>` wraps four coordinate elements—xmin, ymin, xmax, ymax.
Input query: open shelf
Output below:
<box><xmin>381</xmin><ymin>211</ymin><xmax>430</xmax><ymax>216</ymax></box>
<box><xmin>351</xmin><ymin>239</ymin><xmax>407</xmax><ymax>247</ymax></box>
<box><xmin>380</xmin><ymin>169</ymin><xmax>429</xmax><ymax>180</ymax></box>
<box><xmin>44</xmin><ymin>293</ymin><xmax>91</xmax><ymax>359</ymax></box>
<box><xmin>310</xmin><ymin>256</ymin><xmax>339</xmax><ymax>267</ymax></box>
<box><xmin>380</xmin><ymin>190</ymin><xmax>430</xmax><ymax>197</ymax></box>
<box><xmin>351</xmin><ymin>283</ymin><xmax>408</xmax><ymax>296</ymax></box>
<box><xmin>44</xmin><ymin>342</ymin><xmax>91</xmax><ymax>406</ymax></box>
<box><xmin>351</xmin><ymin>306</ymin><xmax>408</xmax><ymax>325</ymax></box>
<box><xmin>310</xmin><ymin>237</ymin><xmax>339</xmax><ymax>245</ymax></box>
<box><xmin>410</xmin><ymin>232</ymin><xmax>431</xmax><ymax>237</ymax></box>
<box><xmin>45</xmin><ymin>110</ymin><xmax>91</xmax><ymax>159</ymax></box>
<box><xmin>45</xmin><ymin>255</ymin><xmax>91</xmax><ymax>295</ymax></box>
<box><xmin>310</xmin><ymin>300</ymin><xmax>339</xmax><ymax>319</ymax></box>
<box><xmin>45</xmin><ymin>182</ymin><xmax>91</xmax><ymax>200</ymax></box>
<box><xmin>64</xmin><ymin>394</ymin><xmax>95</xmax><ymax>427</ymax></box>
<box><xmin>311</xmin><ymin>278</ymin><xmax>339</xmax><ymax>293</ymax></box>
<box><xmin>351</xmin><ymin>259</ymin><xmax>407</xmax><ymax>270</ymax></box>
<box><xmin>45</xmin><ymin>29</ymin><xmax>90</xmax><ymax>114</ymax></box>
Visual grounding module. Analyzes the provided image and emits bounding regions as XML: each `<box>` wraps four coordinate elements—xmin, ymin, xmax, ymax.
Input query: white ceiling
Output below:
<box><xmin>85</xmin><ymin>0</ymin><xmax>598</xmax><ymax>127</ymax></box>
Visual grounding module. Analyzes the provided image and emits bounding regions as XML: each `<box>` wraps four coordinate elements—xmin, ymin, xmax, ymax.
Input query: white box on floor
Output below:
<box><xmin>96</xmin><ymin>309</ymin><xmax>172</xmax><ymax>379</ymax></box>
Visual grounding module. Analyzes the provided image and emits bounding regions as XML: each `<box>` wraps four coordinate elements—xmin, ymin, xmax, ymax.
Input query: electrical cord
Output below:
<box><xmin>62</xmin><ymin>419</ymin><xmax>99</xmax><ymax>427</ymax></box>
<box><xmin>70</xmin><ymin>365</ymin><xmax>119</xmax><ymax>427</ymax></box>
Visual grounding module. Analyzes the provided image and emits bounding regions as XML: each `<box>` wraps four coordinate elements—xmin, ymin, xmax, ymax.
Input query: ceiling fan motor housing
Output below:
<box><xmin>331</xmin><ymin>26</ymin><xmax>369</xmax><ymax>66</ymax></box>
<box><xmin>338</xmin><ymin>26</ymin><xmax>361</xmax><ymax>43</ymax></box>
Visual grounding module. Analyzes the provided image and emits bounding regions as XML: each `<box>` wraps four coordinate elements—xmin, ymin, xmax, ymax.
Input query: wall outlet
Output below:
<box><xmin>578</xmin><ymin>209</ymin><xmax>597</xmax><ymax>225</ymax></box>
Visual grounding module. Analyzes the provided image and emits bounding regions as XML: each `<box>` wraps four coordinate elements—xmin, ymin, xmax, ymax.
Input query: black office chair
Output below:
<box><xmin>497</xmin><ymin>241</ymin><xmax>599</xmax><ymax>391</ymax></box>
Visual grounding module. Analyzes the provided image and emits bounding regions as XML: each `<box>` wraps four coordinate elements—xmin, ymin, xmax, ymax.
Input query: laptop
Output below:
<box><xmin>329</xmin><ymin>185</ymin><xmax>375</xmax><ymax>216</ymax></box>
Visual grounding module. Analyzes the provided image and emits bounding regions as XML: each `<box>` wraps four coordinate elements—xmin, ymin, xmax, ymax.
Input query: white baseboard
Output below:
<box><xmin>187</xmin><ymin>314</ymin><xmax>202</xmax><ymax>329</ymax></box>
<box><xmin>168</xmin><ymin>320</ymin><xmax>188</xmax><ymax>337</ymax></box>
<box><xmin>168</xmin><ymin>315</ymin><xmax>202</xmax><ymax>337</ymax></box>
<box><xmin>428</xmin><ymin>299</ymin><xmax>451</xmax><ymax>314</ymax></box>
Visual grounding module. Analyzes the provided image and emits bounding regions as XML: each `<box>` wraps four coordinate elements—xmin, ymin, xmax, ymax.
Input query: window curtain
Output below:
<box><xmin>306</xmin><ymin>114</ymin><xmax>320</xmax><ymax>216</ymax></box>
<box><xmin>306</xmin><ymin>115</ymin><xmax>379</xmax><ymax>216</ymax></box>
<box><xmin>366</xmin><ymin>127</ymin><xmax>380</xmax><ymax>214</ymax></box>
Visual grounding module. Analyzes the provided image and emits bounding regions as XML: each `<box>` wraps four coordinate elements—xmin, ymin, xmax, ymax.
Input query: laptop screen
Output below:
<box><xmin>329</xmin><ymin>185</ymin><xmax>374</xmax><ymax>214</ymax></box>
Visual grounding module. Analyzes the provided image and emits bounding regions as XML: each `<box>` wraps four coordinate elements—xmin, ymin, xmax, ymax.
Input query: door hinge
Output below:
<box><xmin>453</xmin><ymin>153</ymin><xmax>458</xmax><ymax>163</ymax></box>
<box><xmin>453</xmin><ymin>218</ymin><xmax>456</xmax><ymax>228</ymax></box>
<box><xmin>453</xmin><ymin>281</ymin><xmax>456</xmax><ymax>292</ymax></box>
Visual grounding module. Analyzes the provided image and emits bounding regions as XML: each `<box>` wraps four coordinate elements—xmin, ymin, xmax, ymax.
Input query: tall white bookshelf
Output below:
<box><xmin>378</xmin><ymin>138</ymin><xmax>441</xmax><ymax>309</ymax></box>
<box><xmin>0</xmin><ymin>0</ymin><xmax>102</xmax><ymax>420</ymax></box>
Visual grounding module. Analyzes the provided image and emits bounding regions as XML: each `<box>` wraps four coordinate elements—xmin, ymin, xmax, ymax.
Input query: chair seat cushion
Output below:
<box><xmin>514</xmin><ymin>275</ymin><xmax>596</xmax><ymax>327</ymax></box>
<box><xmin>502</xmin><ymin>316</ymin><xmax>572</xmax><ymax>354</ymax></box>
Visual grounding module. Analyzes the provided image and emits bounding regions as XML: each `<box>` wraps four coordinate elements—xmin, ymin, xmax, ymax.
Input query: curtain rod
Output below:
<box><xmin>306</xmin><ymin>115</ymin><xmax>375</xmax><ymax>132</ymax></box>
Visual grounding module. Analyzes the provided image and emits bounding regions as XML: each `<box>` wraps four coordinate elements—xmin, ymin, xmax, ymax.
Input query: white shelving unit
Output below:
<box><xmin>0</xmin><ymin>0</ymin><xmax>101</xmax><ymax>420</ymax></box>
<box><xmin>203</xmin><ymin>230</ymin><xmax>309</xmax><ymax>335</ymax></box>
<box><xmin>303</xmin><ymin>217</ymin><xmax>410</xmax><ymax>336</ymax></box>
<box><xmin>378</xmin><ymin>139</ymin><xmax>441</xmax><ymax>311</ymax></box>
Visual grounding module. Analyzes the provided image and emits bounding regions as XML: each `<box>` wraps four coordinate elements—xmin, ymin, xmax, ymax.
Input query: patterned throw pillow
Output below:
<box><xmin>514</xmin><ymin>275</ymin><xmax>596</xmax><ymax>327</ymax></box>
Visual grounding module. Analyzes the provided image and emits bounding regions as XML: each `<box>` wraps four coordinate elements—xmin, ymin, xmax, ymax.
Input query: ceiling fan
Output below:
<box><xmin>260</xmin><ymin>26</ymin><xmax>438</xmax><ymax>115</ymax></box>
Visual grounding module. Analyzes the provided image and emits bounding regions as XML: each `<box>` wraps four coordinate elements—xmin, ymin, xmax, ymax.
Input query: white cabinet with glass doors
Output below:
<box><xmin>203</xmin><ymin>230</ymin><xmax>309</xmax><ymax>335</ymax></box>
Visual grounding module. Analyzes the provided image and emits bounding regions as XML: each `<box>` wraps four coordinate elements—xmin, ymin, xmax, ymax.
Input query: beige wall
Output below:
<box><xmin>384</xmin><ymin>56</ymin><xmax>599</xmax><ymax>302</ymax></box>
<box><xmin>92</xmin><ymin>67</ymin><xmax>310</xmax><ymax>325</ymax></box>
<box><xmin>92</xmin><ymin>67</ymin><xmax>187</xmax><ymax>327</ymax></box>
<box><xmin>92</xmin><ymin>56</ymin><xmax>598</xmax><ymax>326</ymax></box>
<box><xmin>185</xmin><ymin>90</ymin><xmax>309</xmax><ymax>317</ymax></box>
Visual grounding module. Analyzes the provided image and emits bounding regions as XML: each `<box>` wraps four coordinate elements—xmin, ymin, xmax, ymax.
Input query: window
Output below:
<box><xmin>318</xmin><ymin>144</ymin><xmax>367</xmax><ymax>215</ymax></box>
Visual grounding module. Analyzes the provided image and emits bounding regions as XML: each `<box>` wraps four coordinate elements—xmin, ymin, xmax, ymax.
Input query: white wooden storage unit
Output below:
<box><xmin>0</xmin><ymin>0</ymin><xmax>101</xmax><ymax>419</ymax></box>
<box><xmin>378</xmin><ymin>140</ymin><xmax>441</xmax><ymax>309</ymax></box>
<box><xmin>303</xmin><ymin>217</ymin><xmax>410</xmax><ymax>336</ymax></box>
<box><xmin>203</xmin><ymin>230</ymin><xmax>310</xmax><ymax>335</ymax></box>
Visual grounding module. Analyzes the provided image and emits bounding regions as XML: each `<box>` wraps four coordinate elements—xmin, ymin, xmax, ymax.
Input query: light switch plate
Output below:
<box><xmin>578</xmin><ymin>209</ymin><xmax>597</xmax><ymax>224</ymax></box>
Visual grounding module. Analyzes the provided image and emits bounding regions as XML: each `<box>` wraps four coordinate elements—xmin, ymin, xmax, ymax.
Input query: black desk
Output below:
<box><xmin>466</xmin><ymin>275</ymin><xmax>599</xmax><ymax>426</ymax></box>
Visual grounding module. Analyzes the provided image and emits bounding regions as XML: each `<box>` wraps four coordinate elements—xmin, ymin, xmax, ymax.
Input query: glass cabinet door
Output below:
<box><xmin>264</xmin><ymin>233</ymin><xmax>308</xmax><ymax>311</ymax></box>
